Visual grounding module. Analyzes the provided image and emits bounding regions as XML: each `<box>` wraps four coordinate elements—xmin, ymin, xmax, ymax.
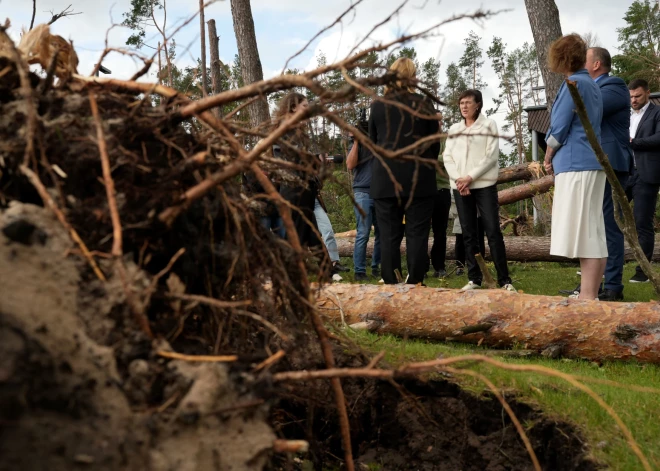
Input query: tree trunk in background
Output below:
<box><xmin>229</xmin><ymin>0</ymin><xmax>271</xmax><ymax>130</ymax></box>
<box><xmin>199</xmin><ymin>0</ymin><xmax>208</xmax><ymax>97</ymax></box>
<box><xmin>207</xmin><ymin>19</ymin><xmax>222</xmax><ymax>117</ymax></box>
<box><xmin>498</xmin><ymin>175</ymin><xmax>554</xmax><ymax>206</ymax></box>
<box><xmin>317</xmin><ymin>284</ymin><xmax>660</xmax><ymax>363</ymax></box>
<box><xmin>497</xmin><ymin>162</ymin><xmax>543</xmax><ymax>184</ymax></box>
<box><xmin>335</xmin><ymin>235</ymin><xmax>660</xmax><ymax>262</ymax></box>
<box><xmin>524</xmin><ymin>0</ymin><xmax>563</xmax><ymax>107</ymax></box>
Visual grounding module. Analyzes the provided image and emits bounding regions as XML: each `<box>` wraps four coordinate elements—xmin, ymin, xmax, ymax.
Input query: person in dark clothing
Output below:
<box><xmin>429</xmin><ymin>153</ymin><xmax>451</xmax><ymax>278</ymax></box>
<box><xmin>572</xmin><ymin>47</ymin><xmax>632</xmax><ymax>300</ymax></box>
<box><xmin>627</xmin><ymin>79</ymin><xmax>660</xmax><ymax>283</ymax></box>
<box><xmin>346</xmin><ymin>118</ymin><xmax>381</xmax><ymax>281</ymax></box>
<box><xmin>368</xmin><ymin>57</ymin><xmax>441</xmax><ymax>285</ymax></box>
<box><xmin>242</xmin><ymin>171</ymin><xmax>285</xmax><ymax>238</ymax></box>
<box><xmin>275</xmin><ymin>92</ymin><xmax>331</xmax><ymax>274</ymax></box>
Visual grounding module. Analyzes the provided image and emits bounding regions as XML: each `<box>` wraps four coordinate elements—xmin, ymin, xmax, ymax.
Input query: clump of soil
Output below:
<box><xmin>272</xmin><ymin>374</ymin><xmax>600</xmax><ymax>471</ymax></box>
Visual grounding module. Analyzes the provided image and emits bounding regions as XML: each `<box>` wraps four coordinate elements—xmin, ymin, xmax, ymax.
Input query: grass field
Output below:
<box><xmin>333</xmin><ymin>257</ymin><xmax>660</xmax><ymax>470</ymax></box>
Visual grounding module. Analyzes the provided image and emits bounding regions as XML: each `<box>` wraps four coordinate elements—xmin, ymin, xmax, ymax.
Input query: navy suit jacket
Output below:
<box><xmin>597</xmin><ymin>74</ymin><xmax>632</xmax><ymax>173</ymax></box>
<box><xmin>631</xmin><ymin>102</ymin><xmax>660</xmax><ymax>185</ymax></box>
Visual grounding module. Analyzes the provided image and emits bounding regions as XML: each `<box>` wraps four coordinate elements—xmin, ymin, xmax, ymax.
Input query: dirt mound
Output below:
<box><xmin>0</xmin><ymin>203</ymin><xmax>275</xmax><ymax>471</ymax></box>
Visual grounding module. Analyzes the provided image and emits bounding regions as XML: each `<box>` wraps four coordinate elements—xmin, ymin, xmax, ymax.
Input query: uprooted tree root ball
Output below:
<box><xmin>0</xmin><ymin>37</ymin><xmax>598</xmax><ymax>471</ymax></box>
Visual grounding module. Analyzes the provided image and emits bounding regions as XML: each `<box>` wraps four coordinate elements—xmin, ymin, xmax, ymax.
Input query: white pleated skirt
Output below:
<box><xmin>550</xmin><ymin>170</ymin><xmax>608</xmax><ymax>259</ymax></box>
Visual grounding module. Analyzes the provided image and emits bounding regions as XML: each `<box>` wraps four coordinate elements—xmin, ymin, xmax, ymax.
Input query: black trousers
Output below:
<box><xmin>455</xmin><ymin>217</ymin><xmax>485</xmax><ymax>267</ymax></box>
<box><xmin>453</xmin><ymin>186</ymin><xmax>511</xmax><ymax>287</ymax></box>
<box><xmin>627</xmin><ymin>170</ymin><xmax>660</xmax><ymax>276</ymax></box>
<box><xmin>430</xmin><ymin>189</ymin><xmax>451</xmax><ymax>272</ymax></box>
<box><xmin>375</xmin><ymin>196</ymin><xmax>433</xmax><ymax>285</ymax></box>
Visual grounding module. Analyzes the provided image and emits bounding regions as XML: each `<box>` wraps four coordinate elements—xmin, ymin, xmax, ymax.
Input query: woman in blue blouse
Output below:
<box><xmin>543</xmin><ymin>34</ymin><xmax>605</xmax><ymax>300</ymax></box>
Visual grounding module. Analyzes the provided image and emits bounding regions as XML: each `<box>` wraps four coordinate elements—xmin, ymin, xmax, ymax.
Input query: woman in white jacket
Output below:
<box><xmin>443</xmin><ymin>89</ymin><xmax>514</xmax><ymax>291</ymax></box>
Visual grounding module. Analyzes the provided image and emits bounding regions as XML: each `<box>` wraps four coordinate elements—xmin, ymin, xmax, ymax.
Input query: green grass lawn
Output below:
<box><xmin>333</xmin><ymin>257</ymin><xmax>660</xmax><ymax>470</ymax></box>
<box><xmin>337</xmin><ymin>258</ymin><xmax>658</xmax><ymax>302</ymax></box>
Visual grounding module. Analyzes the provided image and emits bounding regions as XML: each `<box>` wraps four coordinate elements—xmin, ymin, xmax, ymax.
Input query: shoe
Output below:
<box><xmin>502</xmin><ymin>283</ymin><xmax>516</xmax><ymax>292</ymax></box>
<box><xmin>598</xmin><ymin>289</ymin><xmax>623</xmax><ymax>301</ymax></box>
<box><xmin>371</xmin><ymin>268</ymin><xmax>380</xmax><ymax>278</ymax></box>
<box><xmin>378</xmin><ymin>278</ymin><xmax>384</xmax><ymax>284</ymax></box>
<box><xmin>456</xmin><ymin>268</ymin><xmax>465</xmax><ymax>276</ymax></box>
<box><xmin>630</xmin><ymin>272</ymin><xmax>649</xmax><ymax>283</ymax></box>
<box><xmin>354</xmin><ymin>273</ymin><xmax>369</xmax><ymax>281</ymax></box>
<box><xmin>332</xmin><ymin>273</ymin><xmax>343</xmax><ymax>282</ymax></box>
<box><xmin>433</xmin><ymin>269</ymin><xmax>448</xmax><ymax>278</ymax></box>
<box><xmin>332</xmin><ymin>261</ymin><xmax>350</xmax><ymax>273</ymax></box>
<box><xmin>560</xmin><ymin>283</ymin><xmax>604</xmax><ymax>297</ymax></box>
<box><xmin>461</xmin><ymin>281</ymin><xmax>481</xmax><ymax>291</ymax></box>
<box><xmin>559</xmin><ymin>283</ymin><xmax>581</xmax><ymax>296</ymax></box>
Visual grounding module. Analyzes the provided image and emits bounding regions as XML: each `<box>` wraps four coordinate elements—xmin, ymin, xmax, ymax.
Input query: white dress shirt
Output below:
<box><xmin>631</xmin><ymin>101</ymin><xmax>651</xmax><ymax>139</ymax></box>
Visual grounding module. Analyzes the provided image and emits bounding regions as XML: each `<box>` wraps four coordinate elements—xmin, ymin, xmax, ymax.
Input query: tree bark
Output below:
<box><xmin>497</xmin><ymin>162</ymin><xmax>543</xmax><ymax>184</ymax></box>
<box><xmin>524</xmin><ymin>0</ymin><xmax>564</xmax><ymax>107</ymax></box>
<box><xmin>207</xmin><ymin>19</ymin><xmax>222</xmax><ymax>117</ymax></box>
<box><xmin>317</xmin><ymin>284</ymin><xmax>660</xmax><ymax>363</ymax></box>
<box><xmin>498</xmin><ymin>175</ymin><xmax>554</xmax><ymax>206</ymax></box>
<box><xmin>199</xmin><ymin>0</ymin><xmax>208</xmax><ymax>97</ymax></box>
<box><xmin>229</xmin><ymin>0</ymin><xmax>271</xmax><ymax>130</ymax></box>
<box><xmin>335</xmin><ymin>235</ymin><xmax>660</xmax><ymax>262</ymax></box>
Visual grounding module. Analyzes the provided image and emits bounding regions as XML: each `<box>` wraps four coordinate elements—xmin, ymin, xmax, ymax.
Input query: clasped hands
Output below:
<box><xmin>456</xmin><ymin>175</ymin><xmax>473</xmax><ymax>196</ymax></box>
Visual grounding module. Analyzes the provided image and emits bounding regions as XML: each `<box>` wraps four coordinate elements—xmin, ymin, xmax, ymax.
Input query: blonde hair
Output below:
<box><xmin>385</xmin><ymin>57</ymin><xmax>416</xmax><ymax>94</ymax></box>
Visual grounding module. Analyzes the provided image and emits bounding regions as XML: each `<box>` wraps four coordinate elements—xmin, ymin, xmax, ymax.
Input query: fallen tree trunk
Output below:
<box><xmin>335</xmin><ymin>235</ymin><xmax>660</xmax><ymax>262</ymax></box>
<box><xmin>497</xmin><ymin>162</ymin><xmax>544</xmax><ymax>184</ymax></box>
<box><xmin>498</xmin><ymin>175</ymin><xmax>554</xmax><ymax>206</ymax></box>
<box><xmin>317</xmin><ymin>284</ymin><xmax>660</xmax><ymax>363</ymax></box>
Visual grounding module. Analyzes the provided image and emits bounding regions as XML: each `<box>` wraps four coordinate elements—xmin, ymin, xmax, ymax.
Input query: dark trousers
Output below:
<box><xmin>603</xmin><ymin>171</ymin><xmax>629</xmax><ymax>293</ymax></box>
<box><xmin>455</xmin><ymin>218</ymin><xmax>485</xmax><ymax>267</ymax></box>
<box><xmin>430</xmin><ymin>189</ymin><xmax>451</xmax><ymax>271</ymax></box>
<box><xmin>453</xmin><ymin>186</ymin><xmax>511</xmax><ymax>287</ymax></box>
<box><xmin>627</xmin><ymin>170</ymin><xmax>660</xmax><ymax>276</ymax></box>
<box><xmin>375</xmin><ymin>196</ymin><xmax>433</xmax><ymax>285</ymax></box>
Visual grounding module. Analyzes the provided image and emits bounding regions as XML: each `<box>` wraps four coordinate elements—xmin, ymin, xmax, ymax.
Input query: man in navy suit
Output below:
<box><xmin>582</xmin><ymin>47</ymin><xmax>633</xmax><ymax>300</ymax></box>
<box><xmin>627</xmin><ymin>78</ymin><xmax>660</xmax><ymax>283</ymax></box>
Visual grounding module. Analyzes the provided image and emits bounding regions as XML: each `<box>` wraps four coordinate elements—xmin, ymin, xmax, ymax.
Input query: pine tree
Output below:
<box><xmin>613</xmin><ymin>0</ymin><xmax>660</xmax><ymax>90</ymax></box>
<box><xmin>441</xmin><ymin>63</ymin><xmax>468</xmax><ymax>130</ymax></box>
<box><xmin>458</xmin><ymin>31</ymin><xmax>487</xmax><ymax>90</ymax></box>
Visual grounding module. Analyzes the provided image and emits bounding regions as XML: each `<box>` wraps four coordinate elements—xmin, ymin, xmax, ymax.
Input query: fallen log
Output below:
<box><xmin>335</xmin><ymin>235</ymin><xmax>660</xmax><ymax>262</ymax></box>
<box><xmin>497</xmin><ymin>162</ymin><xmax>544</xmax><ymax>184</ymax></box>
<box><xmin>335</xmin><ymin>230</ymin><xmax>357</xmax><ymax>238</ymax></box>
<box><xmin>317</xmin><ymin>284</ymin><xmax>660</xmax><ymax>363</ymax></box>
<box><xmin>498</xmin><ymin>175</ymin><xmax>554</xmax><ymax>206</ymax></box>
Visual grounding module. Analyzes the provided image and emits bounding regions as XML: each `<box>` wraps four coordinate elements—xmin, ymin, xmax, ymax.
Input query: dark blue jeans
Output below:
<box><xmin>603</xmin><ymin>171</ymin><xmax>629</xmax><ymax>293</ymax></box>
<box><xmin>353</xmin><ymin>191</ymin><xmax>381</xmax><ymax>274</ymax></box>
<box><xmin>260</xmin><ymin>214</ymin><xmax>285</xmax><ymax>239</ymax></box>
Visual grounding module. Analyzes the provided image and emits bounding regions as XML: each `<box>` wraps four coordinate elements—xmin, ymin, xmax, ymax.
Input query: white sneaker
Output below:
<box><xmin>568</xmin><ymin>293</ymin><xmax>599</xmax><ymax>300</ymax></box>
<box><xmin>461</xmin><ymin>281</ymin><xmax>481</xmax><ymax>291</ymax></box>
<box><xmin>503</xmin><ymin>283</ymin><xmax>517</xmax><ymax>292</ymax></box>
<box><xmin>332</xmin><ymin>274</ymin><xmax>343</xmax><ymax>282</ymax></box>
<box><xmin>378</xmin><ymin>278</ymin><xmax>384</xmax><ymax>284</ymax></box>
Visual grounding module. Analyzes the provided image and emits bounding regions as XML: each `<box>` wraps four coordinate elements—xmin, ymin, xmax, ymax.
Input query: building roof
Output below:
<box><xmin>525</xmin><ymin>92</ymin><xmax>660</xmax><ymax>134</ymax></box>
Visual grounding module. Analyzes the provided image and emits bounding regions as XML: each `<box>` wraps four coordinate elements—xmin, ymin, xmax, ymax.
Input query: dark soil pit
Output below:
<box><xmin>271</xmin><ymin>377</ymin><xmax>600</xmax><ymax>471</ymax></box>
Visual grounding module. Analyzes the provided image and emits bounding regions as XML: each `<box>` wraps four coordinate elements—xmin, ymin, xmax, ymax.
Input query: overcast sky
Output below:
<box><xmin>2</xmin><ymin>0</ymin><xmax>632</xmax><ymax>140</ymax></box>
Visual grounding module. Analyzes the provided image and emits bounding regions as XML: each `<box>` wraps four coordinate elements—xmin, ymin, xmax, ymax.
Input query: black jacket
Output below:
<box><xmin>368</xmin><ymin>92</ymin><xmax>440</xmax><ymax>200</ymax></box>
<box><xmin>631</xmin><ymin>102</ymin><xmax>660</xmax><ymax>185</ymax></box>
